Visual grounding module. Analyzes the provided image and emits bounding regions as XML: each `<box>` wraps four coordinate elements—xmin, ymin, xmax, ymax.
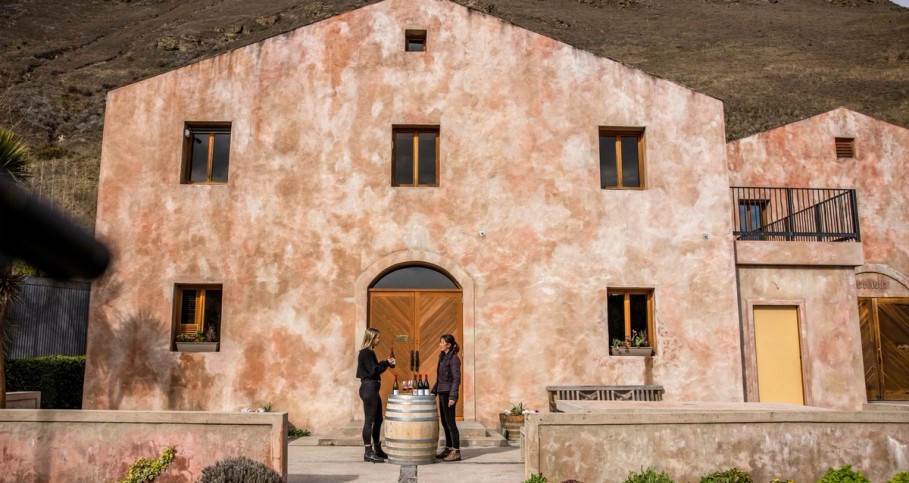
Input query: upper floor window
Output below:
<box><xmin>835</xmin><ymin>137</ymin><xmax>855</xmax><ymax>158</ymax></box>
<box><xmin>173</xmin><ymin>284</ymin><xmax>222</xmax><ymax>351</ymax></box>
<box><xmin>183</xmin><ymin>123</ymin><xmax>231</xmax><ymax>184</ymax></box>
<box><xmin>600</xmin><ymin>129</ymin><xmax>644</xmax><ymax>189</ymax></box>
<box><xmin>607</xmin><ymin>289</ymin><xmax>654</xmax><ymax>352</ymax></box>
<box><xmin>405</xmin><ymin>29</ymin><xmax>427</xmax><ymax>52</ymax></box>
<box><xmin>393</xmin><ymin>126</ymin><xmax>439</xmax><ymax>187</ymax></box>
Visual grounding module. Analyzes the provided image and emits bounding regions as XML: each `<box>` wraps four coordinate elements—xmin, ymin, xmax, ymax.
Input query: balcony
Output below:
<box><xmin>731</xmin><ymin>187</ymin><xmax>861</xmax><ymax>243</ymax></box>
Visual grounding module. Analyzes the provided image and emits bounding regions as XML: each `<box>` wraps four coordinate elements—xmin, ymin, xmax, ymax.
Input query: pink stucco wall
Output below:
<box><xmin>0</xmin><ymin>410</ymin><xmax>286</xmax><ymax>482</ymax></box>
<box><xmin>88</xmin><ymin>0</ymin><xmax>741</xmax><ymax>432</ymax></box>
<box><xmin>728</xmin><ymin>107</ymin><xmax>909</xmax><ymax>278</ymax></box>
<box><xmin>727</xmin><ymin>108</ymin><xmax>909</xmax><ymax>408</ymax></box>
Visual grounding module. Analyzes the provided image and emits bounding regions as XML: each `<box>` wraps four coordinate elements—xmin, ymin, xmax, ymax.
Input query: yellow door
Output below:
<box><xmin>754</xmin><ymin>306</ymin><xmax>804</xmax><ymax>405</ymax></box>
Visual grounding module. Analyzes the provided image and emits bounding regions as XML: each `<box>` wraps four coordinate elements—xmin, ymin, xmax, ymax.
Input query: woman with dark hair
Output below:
<box><xmin>431</xmin><ymin>333</ymin><xmax>462</xmax><ymax>461</ymax></box>
<box><xmin>356</xmin><ymin>327</ymin><xmax>395</xmax><ymax>463</ymax></box>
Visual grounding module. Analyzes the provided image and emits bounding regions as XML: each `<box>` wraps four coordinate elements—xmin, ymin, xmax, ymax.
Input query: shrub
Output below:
<box><xmin>818</xmin><ymin>465</ymin><xmax>870</xmax><ymax>483</ymax></box>
<box><xmin>288</xmin><ymin>428</ymin><xmax>310</xmax><ymax>438</ymax></box>
<box><xmin>522</xmin><ymin>474</ymin><xmax>547</xmax><ymax>483</ymax></box>
<box><xmin>200</xmin><ymin>456</ymin><xmax>282</xmax><ymax>483</ymax></box>
<box><xmin>5</xmin><ymin>355</ymin><xmax>85</xmax><ymax>408</ymax></box>
<box><xmin>625</xmin><ymin>467</ymin><xmax>674</xmax><ymax>483</ymax></box>
<box><xmin>700</xmin><ymin>468</ymin><xmax>752</xmax><ymax>483</ymax></box>
<box><xmin>890</xmin><ymin>472</ymin><xmax>909</xmax><ymax>483</ymax></box>
<box><xmin>119</xmin><ymin>446</ymin><xmax>175</xmax><ymax>483</ymax></box>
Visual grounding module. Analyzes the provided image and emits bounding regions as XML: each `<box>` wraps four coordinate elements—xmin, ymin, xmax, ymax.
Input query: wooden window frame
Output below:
<box><xmin>173</xmin><ymin>283</ymin><xmax>222</xmax><ymax>341</ymax></box>
<box><xmin>608</xmin><ymin>289</ymin><xmax>654</xmax><ymax>347</ymax></box>
<box><xmin>738</xmin><ymin>199</ymin><xmax>769</xmax><ymax>232</ymax></box>
<box><xmin>599</xmin><ymin>128</ymin><xmax>645</xmax><ymax>190</ymax></box>
<box><xmin>392</xmin><ymin>126</ymin><xmax>440</xmax><ymax>187</ymax></box>
<box><xmin>182</xmin><ymin>122</ymin><xmax>231</xmax><ymax>184</ymax></box>
<box><xmin>405</xmin><ymin>29</ymin><xmax>427</xmax><ymax>52</ymax></box>
<box><xmin>835</xmin><ymin>137</ymin><xmax>855</xmax><ymax>159</ymax></box>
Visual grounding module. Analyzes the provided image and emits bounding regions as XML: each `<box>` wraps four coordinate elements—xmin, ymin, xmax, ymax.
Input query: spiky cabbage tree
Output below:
<box><xmin>0</xmin><ymin>128</ymin><xmax>31</xmax><ymax>408</ymax></box>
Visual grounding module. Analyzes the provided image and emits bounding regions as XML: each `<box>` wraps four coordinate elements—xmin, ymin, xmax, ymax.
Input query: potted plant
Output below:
<box><xmin>611</xmin><ymin>330</ymin><xmax>653</xmax><ymax>356</ymax></box>
<box><xmin>499</xmin><ymin>402</ymin><xmax>538</xmax><ymax>444</ymax></box>
<box><xmin>175</xmin><ymin>326</ymin><xmax>219</xmax><ymax>352</ymax></box>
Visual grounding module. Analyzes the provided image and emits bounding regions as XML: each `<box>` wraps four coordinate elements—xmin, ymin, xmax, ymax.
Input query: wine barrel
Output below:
<box><xmin>384</xmin><ymin>394</ymin><xmax>439</xmax><ymax>465</ymax></box>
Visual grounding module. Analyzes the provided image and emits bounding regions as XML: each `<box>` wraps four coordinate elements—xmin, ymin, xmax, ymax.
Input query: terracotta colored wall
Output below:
<box><xmin>728</xmin><ymin>107</ymin><xmax>909</xmax><ymax>279</ymax></box>
<box><xmin>88</xmin><ymin>0</ymin><xmax>740</xmax><ymax>432</ymax></box>
<box><xmin>0</xmin><ymin>410</ymin><xmax>286</xmax><ymax>482</ymax></box>
<box><xmin>524</xmin><ymin>405</ymin><xmax>909</xmax><ymax>482</ymax></box>
<box><xmin>727</xmin><ymin>108</ymin><xmax>909</xmax><ymax>407</ymax></box>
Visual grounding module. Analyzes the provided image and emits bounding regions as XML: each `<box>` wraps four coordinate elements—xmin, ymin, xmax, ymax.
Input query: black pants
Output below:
<box><xmin>359</xmin><ymin>380</ymin><xmax>383</xmax><ymax>445</ymax></box>
<box><xmin>438</xmin><ymin>392</ymin><xmax>459</xmax><ymax>449</ymax></box>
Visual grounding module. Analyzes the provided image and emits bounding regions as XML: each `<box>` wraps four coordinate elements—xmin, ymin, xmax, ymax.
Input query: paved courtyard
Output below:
<box><xmin>287</xmin><ymin>445</ymin><xmax>524</xmax><ymax>482</ymax></box>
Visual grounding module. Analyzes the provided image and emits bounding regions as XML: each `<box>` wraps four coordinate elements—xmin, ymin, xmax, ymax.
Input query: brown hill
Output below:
<box><xmin>2</xmin><ymin>0</ymin><xmax>907</xmax><ymax>229</ymax></box>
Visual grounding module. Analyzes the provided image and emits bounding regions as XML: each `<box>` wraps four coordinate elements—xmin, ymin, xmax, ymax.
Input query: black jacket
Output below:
<box><xmin>356</xmin><ymin>348</ymin><xmax>389</xmax><ymax>382</ymax></box>
<box><xmin>431</xmin><ymin>350</ymin><xmax>461</xmax><ymax>402</ymax></box>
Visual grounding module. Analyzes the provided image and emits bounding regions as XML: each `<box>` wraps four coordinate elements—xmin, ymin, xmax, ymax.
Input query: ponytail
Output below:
<box><xmin>441</xmin><ymin>333</ymin><xmax>460</xmax><ymax>353</ymax></box>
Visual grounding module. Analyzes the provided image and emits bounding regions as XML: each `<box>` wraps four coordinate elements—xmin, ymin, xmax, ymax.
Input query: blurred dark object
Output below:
<box><xmin>0</xmin><ymin>178</ymin><xmax>109</xmax><ymax>280</ymax></box>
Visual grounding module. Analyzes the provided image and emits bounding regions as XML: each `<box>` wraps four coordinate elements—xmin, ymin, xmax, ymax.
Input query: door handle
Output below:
<box><xmin>416</xmin><ymin>350</ymin><xmax>420</xmax><ymax>369</ymax></box>
<box><xmin>410</xmin><ymin>350</ymin><xmax>415</xmax><ymax>371</ymax></box>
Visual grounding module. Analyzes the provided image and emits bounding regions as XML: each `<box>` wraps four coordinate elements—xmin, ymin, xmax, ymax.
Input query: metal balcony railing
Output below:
<box><xmin>731</xmin><ymin>187</ymin><xmax>860</xmax><ymax>242</ymax></box>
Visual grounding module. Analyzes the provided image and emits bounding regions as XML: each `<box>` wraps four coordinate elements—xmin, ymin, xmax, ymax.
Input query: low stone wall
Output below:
<box><xmin>524</xmin><ymin>401</ymin><xmax>909</xmax><ymax>482</ymax></box>
<box><xmin>0</xmin><ymin>409</ymin><xmax>287</xmax><ymax>482</ymax></box>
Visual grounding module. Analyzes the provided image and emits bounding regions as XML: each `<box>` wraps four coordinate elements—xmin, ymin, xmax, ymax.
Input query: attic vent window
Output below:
<box><xmin>835</xmin><ymin>137</ymin><xmax>855</xmax><ymax>158</ymax></box>
<box><xmin>405</xmin><ymin>30</ymin><xmax>426</xmax><ymax>52</ymax></box>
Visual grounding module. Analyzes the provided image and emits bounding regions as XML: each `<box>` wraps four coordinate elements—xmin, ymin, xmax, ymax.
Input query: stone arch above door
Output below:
<box><xmin>355</xmin><ymin>250</ymin><xmax>476</xmax><ymax>420</ymax></box>
<box><xmin>856</xmin><ymin>265</ymin><xmax>909</xmax><ymax>298</ymax></box>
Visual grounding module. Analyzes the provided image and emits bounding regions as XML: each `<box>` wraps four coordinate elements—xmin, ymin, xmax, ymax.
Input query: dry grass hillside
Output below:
<box><xmin>2</xmin><ymin>0</ymin><xmax>907</xmax><ymax>230</ymax></box>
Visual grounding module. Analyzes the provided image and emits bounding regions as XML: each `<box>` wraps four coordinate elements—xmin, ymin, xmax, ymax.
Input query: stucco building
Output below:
<box><xmin>85</xmin><ymin>0</ymin><xmax>909</xmax><ymax>435</ymax></box>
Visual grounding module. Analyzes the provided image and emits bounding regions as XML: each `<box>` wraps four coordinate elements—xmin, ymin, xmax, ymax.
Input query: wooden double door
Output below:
<box><xmin>369</xmin><ymin>289</ymin><xmax>463</xmax><ymax>418</ymax></box>
<box><xmin>860</xmin><ymin>298</ymin><xmax>909</xmax><ymax>400</ymax></box>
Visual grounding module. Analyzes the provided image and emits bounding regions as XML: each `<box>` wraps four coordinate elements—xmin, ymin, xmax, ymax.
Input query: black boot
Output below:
<box><xmin>364</xmin><ymin>446</ymin><xmax>385</xmax><ymax>463</ymax></box>
<box><xmin>373</xmin><ymin>443</ymin><xmax>389</xmax><ymax>459</ymax></box>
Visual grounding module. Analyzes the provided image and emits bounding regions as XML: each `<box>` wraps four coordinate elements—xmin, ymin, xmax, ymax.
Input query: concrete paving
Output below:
<box><xmin>287</xmin><ymin>444</ymin><xmax>525</xmax><ymax>483</ymax></box>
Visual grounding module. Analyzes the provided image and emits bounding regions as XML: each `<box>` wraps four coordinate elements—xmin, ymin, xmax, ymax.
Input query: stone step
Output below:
<box><xmin>293</xmin><ymin>420</ymin><xmax>509</xmax><ymax>448</ymax></box>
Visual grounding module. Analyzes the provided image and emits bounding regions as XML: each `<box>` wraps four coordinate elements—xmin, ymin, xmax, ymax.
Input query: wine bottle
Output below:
<box><xmin>420</xmin><ymin>374</ymin><xmax>427</xmax><ymax>395</ymax></box>
<box><xmin>389</xmin><ymin>346</ymin><xmax>396</xmax><ymax>368</ymax></box>
<box><xmin>412</xmin><ymin>373</ymin><xmax>419</xmax><ymax>394</ymax></box>
<box><xmin>393</xmin><ymin>375</ymin><xmax>399</xmax><ymax>395</ymax></box>
<box><xmin>416</xmin><ymin>374</ymin><xmax>423</xmax><ymax>395</ymax></box>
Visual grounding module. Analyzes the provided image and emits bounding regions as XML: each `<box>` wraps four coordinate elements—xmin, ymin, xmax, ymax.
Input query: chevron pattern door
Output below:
<box><xmin>369</xmin><ymin>289</ymin><xmax>463</xmax><ymax>417</ymax></box>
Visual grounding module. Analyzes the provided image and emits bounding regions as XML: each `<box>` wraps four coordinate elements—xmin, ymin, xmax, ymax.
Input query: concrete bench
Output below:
<box><xmin>545</xmin><ymin>385</ymin><xmax>664</xmax><ymax>412</ymax></box>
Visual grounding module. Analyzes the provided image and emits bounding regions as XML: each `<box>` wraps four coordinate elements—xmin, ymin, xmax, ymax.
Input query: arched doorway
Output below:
<box><xmin>368</xmin><ymin>264</ymin><xmax>464</xmax><ymax>418</ymax></box>
<box><xmin>856</xmin><ymin>267</ymin><xmax>909</xmax><ymax>401</ymax></box>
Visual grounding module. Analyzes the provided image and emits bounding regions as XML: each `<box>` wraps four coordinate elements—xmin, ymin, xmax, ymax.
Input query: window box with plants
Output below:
<box><xmin>175</xmin><ymin>326</ymin><xmax>219</xmax><ymax>352</ymax></box>
<box><xmin>611</xmin><ymin>330</ymin><xmax>653</xmax><ymax>356</ymax></box>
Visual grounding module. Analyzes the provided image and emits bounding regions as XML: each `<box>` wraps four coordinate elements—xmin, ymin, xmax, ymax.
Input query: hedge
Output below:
<box><xmin>5</xmin><ymin>355</ymin><xmax>85</xmax><ymax>409</ymax></box>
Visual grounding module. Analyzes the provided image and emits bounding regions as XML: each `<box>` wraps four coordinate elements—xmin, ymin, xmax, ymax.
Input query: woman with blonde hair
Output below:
<box><xmin>356</xmin><ymin>327</ymin><xmax>395</xmax><ymax>463</ymax></box>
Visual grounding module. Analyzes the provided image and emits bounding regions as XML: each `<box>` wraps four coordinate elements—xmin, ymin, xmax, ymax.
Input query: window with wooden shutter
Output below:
<box><xmin>835</xmin><ymin>137</ymin><xmax>855</xmax><ymax>158</ymax></box>
<box><xmin>392</xmin><ymin>126</ymin><xmax>440</xmax><ymax>187</ymax></box>
<box><xmin>600</xmin><ymin>128</ymin><xmax>645</xmax><ymax>189</ymax></box>
<box><xmin>182</xmin><ymin>123</ymin><xmax>231</xmax><ymax>183</ymax></box>
<box><xmin>173</xmin><ymin>284</ymin><xmax>222</xmax><ymax>343</ymax></box>
<box><xmin>405</xmin><ymin>29</ymin><xmax>427</xmax><ymax>52</ymax></box>
<box><xmin>607</xmin><ymin>289</ymin><xmax>654</xmax><ymax>350</ymax></box>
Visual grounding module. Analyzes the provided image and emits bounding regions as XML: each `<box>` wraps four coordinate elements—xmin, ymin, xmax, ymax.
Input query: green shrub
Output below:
<box><xmin>625</xmin><ymin>467</ymin><xmax>674</xmax><ymax>483</ymax></box>
<box><xmin>119</xmin><ymin>446</ymin><xmax>175</xmax><ymax>483</ymax></box>
<box><xmin>818</xmin><ymin>465</ymin><xmax>870</xmax><ymax>483</ymax></box>
<box><xmin>200</xmin><ymin>456</ymin><xmax>282</xmax><ymax>483</ymax></box>
<box><xmin>288</xmin><ymin>428</ymin><xmax>310</xmax><ymax>438</ymax></box>
<box><xmin>701</xmin><ymin>468</ymin><xmax>752</xmax><ymax>483</ymax></box>
<box><xmin>890</xmin><ymin>472</ymin><xmax>909</xmax><ymax>483</ymax></box>
<box><xmin>5</xmin><ymin>355</ymin><xmax>85</xmax><ymax>408</ymax></box>
<box><xmin>522</xmin><ymin>474</ymin><xmax>547</xmax><ymax>483</ymax></box>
